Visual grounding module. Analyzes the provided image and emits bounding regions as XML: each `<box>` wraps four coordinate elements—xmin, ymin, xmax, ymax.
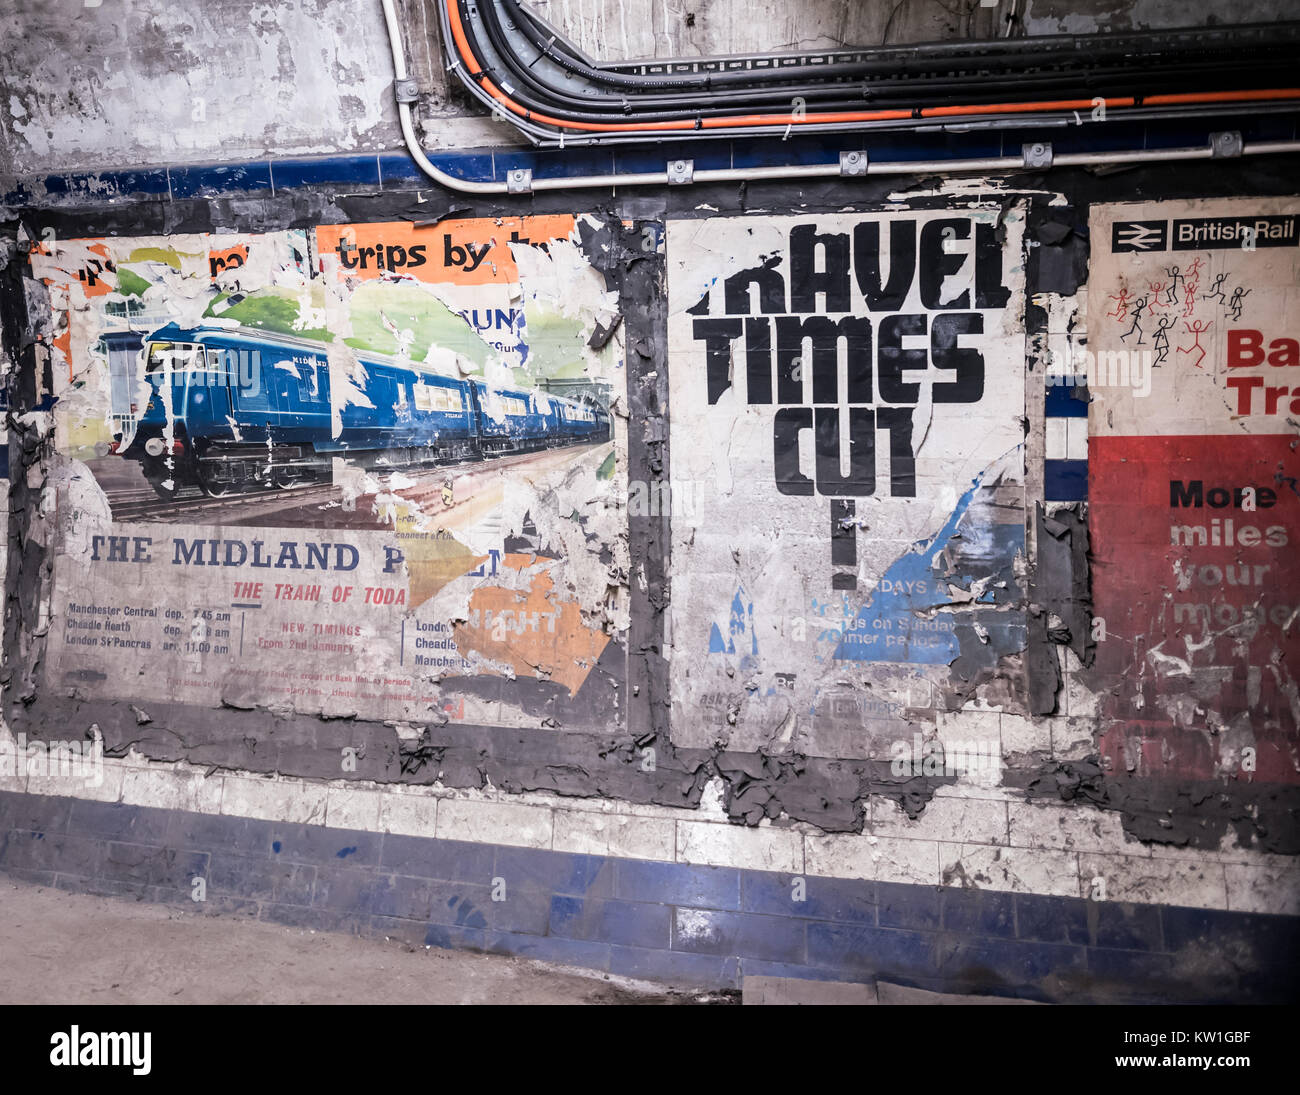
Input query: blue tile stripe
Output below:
<box><xmin>1044</xmin><ymin>364</ymin><xmax>1088</xmax><ymax>501</ymax></box>
<box><xmin>1045</xmin><ymin>383</ymin><xmax>1089</xmax><ymax>418</ymax></box>
<box><xmin>0</xmin><ymin>790</ymin><xmax>1294</xmax><ymax>1001</ymax></box>
<box><xmin>4</xmin><ymin>110</ymin><xmax>1297</xmax><ymax>208</ymax></box>
<box><xmin>1045</xmin><ymin>458</ymin><xmax>1089</xmax><ymax>502</ymax></box>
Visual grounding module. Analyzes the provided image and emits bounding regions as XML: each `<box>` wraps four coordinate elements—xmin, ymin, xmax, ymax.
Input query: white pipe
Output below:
<box><xmin>380</xmin><ymin>0</ymin><xmax>1300</xmax><ymax>194</ymax></box>
<box><xmin>382</xmin><ymin>0</ymin><xmax>505</xmax><ymax>195</ymax></box>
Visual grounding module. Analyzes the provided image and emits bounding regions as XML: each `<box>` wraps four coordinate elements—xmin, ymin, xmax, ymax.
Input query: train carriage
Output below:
<box><xmin>115</xmin><ymin>324</ymin><xmax>610</xmax><ymax>498</ymax></box>
<box><xmin>471</xmin><ymin>380</ymin><xmax>554</xmax><ymax>453</ymax></box>
<box><xmin>553</xmin><ymin>395</ymin><xmax>606</xmax><ymax>443</ymax></box>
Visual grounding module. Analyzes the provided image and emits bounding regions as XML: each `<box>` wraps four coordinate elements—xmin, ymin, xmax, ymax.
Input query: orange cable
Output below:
<box><xmin>445</xmin><ymin>1</ymin><xmax>1300</xmax><ymax>136</ymax></box>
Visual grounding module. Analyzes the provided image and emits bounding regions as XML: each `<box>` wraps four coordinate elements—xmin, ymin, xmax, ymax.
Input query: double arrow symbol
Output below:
<box><xmin>1112</xmin><ymin>220</ymin><xmax>1168</xmax><ymax>252</ymax></box>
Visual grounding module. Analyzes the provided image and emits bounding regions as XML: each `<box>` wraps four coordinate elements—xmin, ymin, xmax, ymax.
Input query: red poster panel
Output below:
<box><xmin>1088</xmin><ymin>197</ymin><xmax>1300</xmax><ymax>787</ymax></box>
<box><xmin>1091</xmin><ymin>434</ymin><xmax>1300</xmax><ymax>782</ymax></box>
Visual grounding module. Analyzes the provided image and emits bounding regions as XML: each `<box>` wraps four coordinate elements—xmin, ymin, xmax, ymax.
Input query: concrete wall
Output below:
<box><xmin>3</xmin><ymin>0</ymin><xmax>1295</xmax><ymax>175</ymax></box>
<box><xmin>1021</xmin><ymin>0</ymin><xmax>1286</xmax><ymax>34</ymax></box>
<box><xmin>523</xmin><ymin>0</ymin><xmax>987</xmax><ymax>59</ymax></box>
<box><xmin>532</xmin><ymin>0</ymin><xmax>1291</xmax><ymax>60</ymax></box>
<box><xmin>0</xmin><ymin>0</ymin><xmax>404</xmax><ymax>175</ymax></box>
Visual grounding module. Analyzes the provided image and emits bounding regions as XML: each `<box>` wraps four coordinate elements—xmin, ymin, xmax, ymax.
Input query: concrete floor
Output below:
<box><xmin>0</xmin><ymin>877</ymin><xmax>730</xmax><ymax>1005</ymax></box>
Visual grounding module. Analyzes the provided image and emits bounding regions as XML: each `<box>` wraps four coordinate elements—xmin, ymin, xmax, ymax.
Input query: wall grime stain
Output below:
<box><xmin>0</xmin><ymin>1</ymin><xmax>400</xmax><ymax>176</ymax></box>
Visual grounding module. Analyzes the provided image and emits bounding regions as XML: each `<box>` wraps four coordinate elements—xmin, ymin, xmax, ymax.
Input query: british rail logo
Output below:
<box><xmin>1111</xmin><ymin>220</ymin><xmax>1167</xmax><ymax>252</ymax></box>
<box><xmin>1172</xmin><ymin>214</ymin><xmax>1298</xmax><ymax>249</ymax></box>
<box><xmin>1112</xmin><ymin>215</ymin><xmax>1298</xmax><ymax>252</ymax></box>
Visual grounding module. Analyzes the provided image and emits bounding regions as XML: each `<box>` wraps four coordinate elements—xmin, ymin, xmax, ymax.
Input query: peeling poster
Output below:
<box><xmin>1088</xmin><ymin>196</ymin><xmax>1300</xmax><ymax>784</ymax></box>
<box><xmin>33</xmin><ymin>216</ymin><xmax>630</xmax><ymax>731</ymax></box>
<box><xmin>665</xmin><ymin>205</ymin><xmax>1028</xmax><ymax>755</ymax></box>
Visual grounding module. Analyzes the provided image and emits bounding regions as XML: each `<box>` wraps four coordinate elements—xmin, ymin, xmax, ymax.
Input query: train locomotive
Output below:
<box><xmin>113</xmin><ymin>324</ymin><xmax>612</xmax><ymax>498</ymax></box>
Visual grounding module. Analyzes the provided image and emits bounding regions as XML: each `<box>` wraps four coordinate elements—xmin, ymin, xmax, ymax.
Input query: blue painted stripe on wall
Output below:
<box><xmin>272</xmin><ymin>156</ymin><xmax>382</xmax><ymax>191</ymax></box>
<box><xmin>378</xmin><ymin>151</ymin><xmax>491</xmax><ymax>189</ymax></box>
<box><xmin>1045</xmin><ymin>458</ymin><xmax>1088</xmax><ymax>501</ymax></box>
<box><xmin>610</xmin><ymin>141</ymin><xmax>732</xmax><ymax>176</ymax></box>
<box><xmin>0</xmin><ymin>790</ymin><xmax>1295</xmax><ymax>1001</ymax></box>
<box><xmin>1045</xmin><ymin>383</ymin><xmax>1089</xmax><ymax>417</ymax></box>
<box><xmin>169</xmin><ymin>162</ymin><xmax>274</xmax><ymax>200</ymax></box>
<box><xmin>40</xmin><ymin>168</ymin><xmax>172</xmax><ymax>202</ymax></box>
<box><xmin>495</xmin><ymin>147</ymin><xmax>617</xmax><ymax>183</ymax></box>
<box><xmin>6</xmin><ymin>109</ymin><xmax>1299</xmax><ymax>208</ymax></box>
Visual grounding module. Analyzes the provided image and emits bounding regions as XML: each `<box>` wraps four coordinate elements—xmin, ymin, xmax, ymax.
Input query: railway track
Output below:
<box><xmin>106</xmin><ymin>483</ymin><xmax>335</xmax><ymax>523</ymax></box>
<box><xmin>104</xmin><ymin>442</ymin><xmax>608</xmax><ymax>527</ymax></box>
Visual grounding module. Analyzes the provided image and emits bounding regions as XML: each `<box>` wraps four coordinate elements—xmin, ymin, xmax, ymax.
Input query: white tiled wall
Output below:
<box><xmin>2</xmin><ymin>721</ymin><xmax>1297</xmax><ymax>914</ymax></box>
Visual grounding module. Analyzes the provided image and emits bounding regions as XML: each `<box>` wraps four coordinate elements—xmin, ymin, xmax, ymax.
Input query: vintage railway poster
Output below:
<box><xmin>1088</xmin><ymin>196</ymin><xmax>1300</xmax><ymax>783</ymax></box>
<box><xmin>34</xmin><ymin>216</ymin><xmax>629</xmax><ymax>731</ymax></box>
<box><xmin>665</xmin><ymin>205</ymin><xmax>1028</xmax><ymax>754</ymax></box>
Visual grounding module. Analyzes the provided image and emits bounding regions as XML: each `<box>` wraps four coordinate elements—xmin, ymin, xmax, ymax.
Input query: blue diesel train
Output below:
<box><xmin>113</xmin><ymin>324</ymin><xmax>611</xmax><ymax>498</ymax></box>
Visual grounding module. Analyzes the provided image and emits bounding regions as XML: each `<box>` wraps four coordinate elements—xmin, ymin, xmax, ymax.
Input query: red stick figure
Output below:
<box><xmin>1146</xmin><ymin>282</ymin><xmax>1166</xmax><ymax>313</ymax></box>
<box><xmin>1178</xmin><ymin>319</ymin><xmax>1212</xmax><ymax>369</ymax></box>
<box><xmin>1107</xmin><ymin>287</ymin><xmax>1133</xmax><ymax>321</ymax></box>
<box><xmin>1182</xmin><ymin>258</ymin><xmax>1203</xmax><ymax>317</ymax></box>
